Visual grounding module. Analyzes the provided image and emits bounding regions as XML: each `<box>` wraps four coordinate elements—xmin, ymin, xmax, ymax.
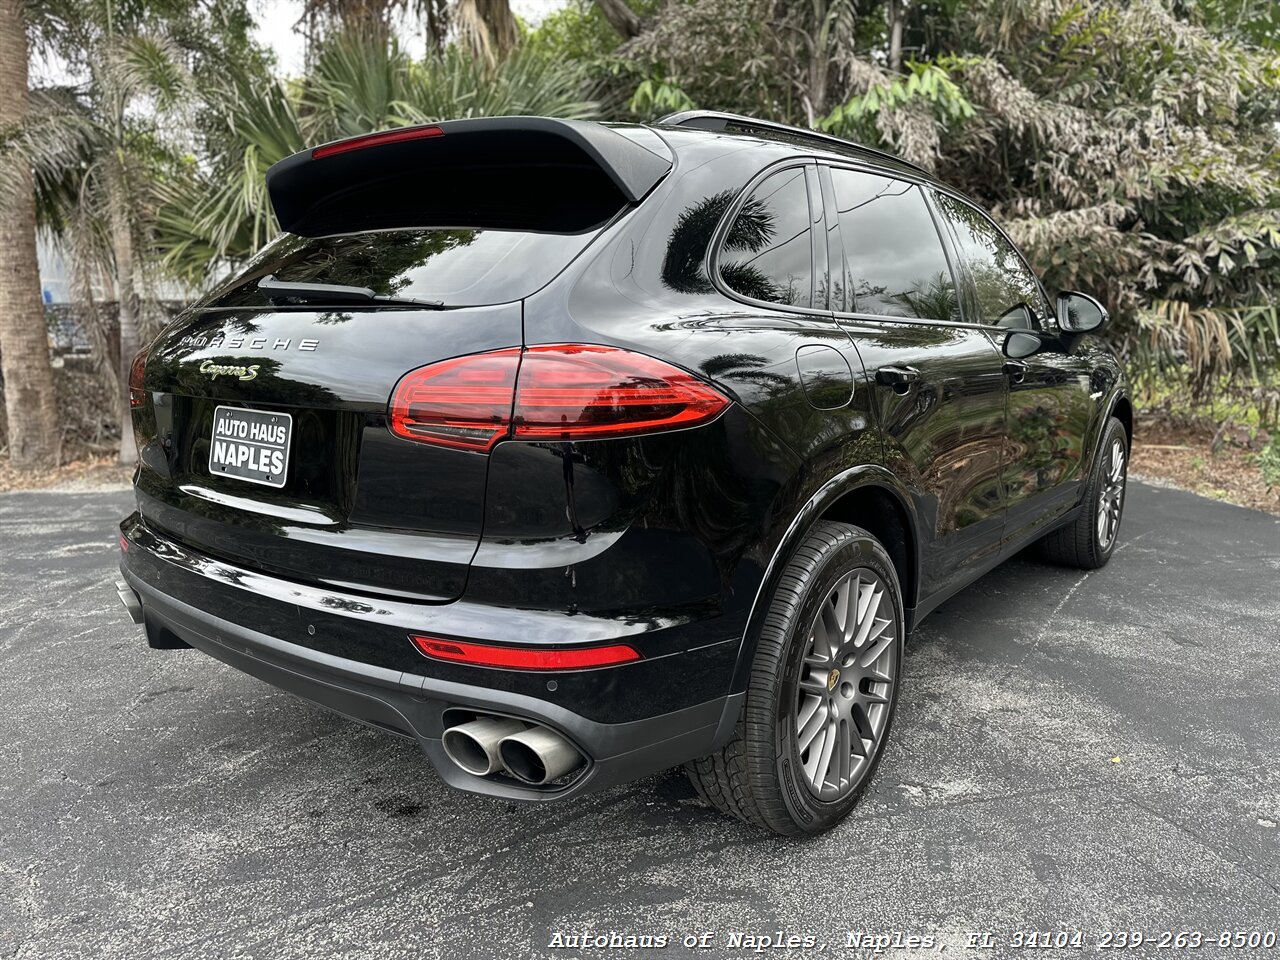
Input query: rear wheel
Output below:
<box><xmin>1040</xmin><ymin>416</ymin><xmax>1129</xmax><ymax>569</ymax></box>
<box><xmin>685</xmin><ymin>521</ymin><xmax>903</xmax><ymax>835</ymax></box>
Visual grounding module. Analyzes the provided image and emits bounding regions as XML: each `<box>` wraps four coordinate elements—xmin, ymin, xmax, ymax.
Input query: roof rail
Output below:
<box><xmin>656</xmin><ymin>110</ymin><xmax>928</xmax><ymax>177</ymax></box>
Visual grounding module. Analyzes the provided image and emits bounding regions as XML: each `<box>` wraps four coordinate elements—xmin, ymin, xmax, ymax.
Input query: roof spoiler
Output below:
<box><xmin>266</xmin><ymin>117</ymin><xmax>673</xmax><ymax>236</ymax></box>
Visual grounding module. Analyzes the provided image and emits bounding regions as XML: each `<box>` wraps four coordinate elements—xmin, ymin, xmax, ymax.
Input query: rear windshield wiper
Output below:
<box><xmin>257</xmin><ymin>275</ymin><xmax>445</xmax><ymax>308</ymax></box>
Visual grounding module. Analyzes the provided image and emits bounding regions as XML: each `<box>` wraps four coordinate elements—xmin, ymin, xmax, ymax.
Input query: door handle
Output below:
<box><xmin>1003</xmin><ymin>360</ymin><xmax>1028</xmax><ymax>384</ymax></box>
<box><xmin>875</xmin><ymin>365</ymin><xmax>920</xmax><ymax>390</ymax></box>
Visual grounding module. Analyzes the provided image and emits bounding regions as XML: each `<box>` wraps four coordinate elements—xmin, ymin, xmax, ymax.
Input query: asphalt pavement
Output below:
<box><xmin>1</xmin><ymin>481</ymin><xmax>1278</xmax><ymax>960</ymax></box>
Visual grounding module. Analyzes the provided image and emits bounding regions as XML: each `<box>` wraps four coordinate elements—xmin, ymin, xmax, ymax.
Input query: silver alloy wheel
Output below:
<box><xmin>1097</xmin><ymin>437</ymin><xmax>1126</xmax><ymax>549</ymax></box>
<box><xmin>794</xmin><ymin>568</ymin><xmax>897</xmax><ymax>800</ymax></box>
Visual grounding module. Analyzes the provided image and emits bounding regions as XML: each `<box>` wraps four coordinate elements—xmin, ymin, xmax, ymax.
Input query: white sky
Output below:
<box><xmin>252</xmin><ymin>0</ymin><xmax>572</xmax><ymax>77</ymax></box>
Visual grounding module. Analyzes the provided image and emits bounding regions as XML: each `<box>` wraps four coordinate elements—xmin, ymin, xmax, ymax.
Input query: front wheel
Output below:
<box><xmin>1040</xmin><ymin>415</ymin><xmax>1129</xmax><ymax>569</ymax></box>
<box><xmin>685</xmin><ymin>521</ymin><xmax>904</xmax><ymax>835</ymax></box>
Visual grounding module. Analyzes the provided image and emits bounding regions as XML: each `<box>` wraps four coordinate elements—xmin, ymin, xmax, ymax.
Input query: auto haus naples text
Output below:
<box><xmin>211</xmin><ymin>415</ymin><xmax>287</xmax><ymax>475</ymax></box>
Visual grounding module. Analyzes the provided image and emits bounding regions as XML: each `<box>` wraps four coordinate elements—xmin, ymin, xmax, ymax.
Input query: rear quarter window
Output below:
<box><xmin>203</xmin><ymin>228</ymin><xmax>598</xmax><ymax>309</ymax></box>
<box><xmin>718</xmin><ymin>166</ymin><xmax>818</xmax><ymax>309</ymax></box>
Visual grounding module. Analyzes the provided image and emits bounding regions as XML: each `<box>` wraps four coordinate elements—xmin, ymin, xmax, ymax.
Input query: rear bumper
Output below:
<box><xmin>118</xmin><ymin>514</ymin><xmax>743</xmax><ymax>801</ymax></box>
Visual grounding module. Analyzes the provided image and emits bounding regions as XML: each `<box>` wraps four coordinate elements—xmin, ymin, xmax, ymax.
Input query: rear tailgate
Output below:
<box><xmin>131</xmin><ymin>117</ymin><xmax>672</xmax><ymax>602</ymax></box>
<box><xmin>135</xmin><ymin>302</ymin><xmax>520</xmax><ymax>601</ymax></box>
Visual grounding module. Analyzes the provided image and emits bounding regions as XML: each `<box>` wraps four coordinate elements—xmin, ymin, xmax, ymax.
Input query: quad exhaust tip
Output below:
<box><xmin>441</xmin><ymin>717</ymin><xmax>527</xmax><ymax>776</ymax></box>
<box><xmin>116</xmin><ymin>580</ymin><xmax>143</xmax><ymax>625</ymax></box>
<box><xmin>441</xmin><ymin>715</ymin><xmax>585</xmax><ymax>785</ymax></box>
<box><xmin>497</xmin><ymin>725</ymin><xmax>584</xmax><ymax>785</ymax></box>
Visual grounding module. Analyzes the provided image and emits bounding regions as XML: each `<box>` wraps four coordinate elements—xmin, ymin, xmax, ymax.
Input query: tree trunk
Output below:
<box><xmin>425</xmin><ymin>0</ymin><xmax>448</xmax><ymax>53</ymax></box>
<box><xmin>594</xmin><ymin>0</ymin><xmax>642</xmax><ymax>39</ymax></box>
<box><xmin>806</xmin><ymin>25</ymin><xmax>828</xmax><ymax>123</ymax></box>
<box><xmin>456</xmin><ymin>0</ymin><xmax>518</xmax><ymax>63</ymax></box>
<box><xmin>109</xmin><ymin>184</ymin><xmax>140</xmax><ymax>466</ymax></box>
<box><xmin>888</xmin><ymin>0</ymin><xmax>904</xmax><ymax>72</ymax></box>
<box><xmin>0</xmin><ymin>0</ymin><xmax>59</xmax><ymax>470</ymax></box>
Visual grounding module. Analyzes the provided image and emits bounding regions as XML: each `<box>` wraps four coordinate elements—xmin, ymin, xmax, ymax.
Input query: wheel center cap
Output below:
<box><xmin>827</xmin><ymin>668</ymin><xmax>840</xmax><ymax>691</ymax></box>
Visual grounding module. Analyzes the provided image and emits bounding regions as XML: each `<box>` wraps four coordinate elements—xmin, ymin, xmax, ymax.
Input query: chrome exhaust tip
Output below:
<box><xmin>116</xmin><ymin>580</ymin><xmax>143</xmax><ymax>625</ymax></box>
<box><xmin>442</xmin><ymin>717</ymin><xmax>527</xmax><ymax>776</ymax></box>
<box><xmin>498</xmin><ymin>725</ymin><xmax>585</xmax><ymax>785</ymax></box>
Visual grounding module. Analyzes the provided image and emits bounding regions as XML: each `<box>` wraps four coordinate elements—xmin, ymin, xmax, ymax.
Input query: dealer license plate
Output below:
<box><xmin>208</xmin><ymin>405</ymin><xmax>293</xmax><ymax>489</ymax></box>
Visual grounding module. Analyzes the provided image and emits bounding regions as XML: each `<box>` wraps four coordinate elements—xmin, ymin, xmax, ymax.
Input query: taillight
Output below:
<box><xmin>389</xmin><ymin>348</ymin><xmax>520</xmax><ymax>451</ymax></box>
<box><xmin>311</xmin><ymin>125</ymin><xmax>444</xmax><ymax>160</ymax></box>
<box><xmin>410</xmin><ymin>635</ymin><xmax>642</xmax><ymax>670</ymax></box>
<box><xmin>513</xmin><ymin>345</ymin><xmax>729</xmax><ymax>440</ymax></box>
<box><xmin>128</xmin><ymin>350</ymin><xmax>147</xmax><ymax>408</ymax></box>
<box><xmin>388</xmin><ymin>344</ymin><xmax>729</xmax><ymax>451</ymax></box>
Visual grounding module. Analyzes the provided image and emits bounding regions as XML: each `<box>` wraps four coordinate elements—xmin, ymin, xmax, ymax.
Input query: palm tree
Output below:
<box><xmin>453</xmin><ymin>0</ymin><xmax>518</xmax><ymax>64</ymax></box>
<box><xmin>159</xmin><ymin>29</ymin><xmax>596</xmax><ymax>285</ymax></box>
<box><xmin>4</xmin><ymin>12</ymin><xmax>194</xmax><ymax>465</ymax></box>
<box><xmin>893</xmin><ymin>271</ymin><xmax>959</xmax><ymax>323</ymax></box>
<box><xmin>0</xmin><ymin>0</ymin><xmax>59</xmax><ymax>469</ymax></box>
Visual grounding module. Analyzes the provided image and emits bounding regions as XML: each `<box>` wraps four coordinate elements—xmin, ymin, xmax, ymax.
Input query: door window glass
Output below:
<box><xmin>828</xmin><ymin>168</ymin><xmax>959</xmax><ymax>323</ymax></box>
<box><xmin>719</xmin><ymin>167</ymin><xmax>814</xmax><ymax>308</ymax></box>
<box><xmin>934</xmin><ymin>193</ymin><xmax>1048</xmax><ymax>328</ymax></box>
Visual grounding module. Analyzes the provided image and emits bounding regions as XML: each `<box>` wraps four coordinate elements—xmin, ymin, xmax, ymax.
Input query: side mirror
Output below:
<box><xmin>1004</xmin><ymin>331</ymin><xmax>1042</xmax><ymax>359</ymax></box>
<box><xmin>994</xmin><ymin>303</ymin><xmax>1035</xmax><ymax>331</ymax></box>
<box><xmin>1056</xmin><ymin>291</ymin><xmax>1109</xmax><ymax>333</ymax></box>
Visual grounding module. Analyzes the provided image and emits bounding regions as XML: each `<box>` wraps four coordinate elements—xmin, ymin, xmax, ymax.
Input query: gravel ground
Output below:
<box><xmin>1</xmin><ymin>482</ymin><xmax>1278</xmax><ymax>960</ymax></box>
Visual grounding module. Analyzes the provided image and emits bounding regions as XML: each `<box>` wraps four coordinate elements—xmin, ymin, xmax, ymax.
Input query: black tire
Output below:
<box><xmin>1040</xmin><ymin>416</ymin><xmax>1129</xmax><ymax>569</ymax></box>
<box><xmin>685</xmin><ymin>520</ymin><xmax>904</xmax><ymax>835</ymax></box>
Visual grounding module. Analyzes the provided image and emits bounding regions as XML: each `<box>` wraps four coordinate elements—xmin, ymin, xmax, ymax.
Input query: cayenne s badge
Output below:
<box><xmin>200</xmin><ymin>360</ymin><xmax>260</xmax><ymax>381</ymax></box>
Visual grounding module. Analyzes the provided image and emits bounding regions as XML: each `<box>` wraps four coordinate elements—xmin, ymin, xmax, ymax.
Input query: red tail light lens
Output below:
<box><xmin>389</xmin><ymin>348</ymin><xmax>521</xmax><ymax>451</ymax></box>
<box><xmin>388</xmin><ymin>345</ymin><xmax>729</xmax><ymax>451</ymax></box>
<box><xmin>128</xmin><ymin>349</ymin><xmax>147</xmax><ymax>408</ymax></box>
<box><xmin>410</xmin><ymin>635</ymin><xmax>642</xmax><ymax>670</ymax></box>
<box><xmin>513</xmin><ymin>345</ymin><xmax>729</xmax><ymax>441</ymax></box>
<box><xmin>311</xmin><ymin>125</ymin><xmax>444</xmax><ymax>160</ymax></box>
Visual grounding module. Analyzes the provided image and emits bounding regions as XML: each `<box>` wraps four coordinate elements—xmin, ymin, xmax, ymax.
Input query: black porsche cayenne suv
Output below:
<box><xmin>117</xmin><ymin>111</ymin><xmax>1130</xmax><ymax>834</ymax></box>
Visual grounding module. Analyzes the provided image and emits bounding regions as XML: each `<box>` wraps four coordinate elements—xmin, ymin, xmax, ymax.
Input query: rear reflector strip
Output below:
<box><xmin>312</xmin><ymin>125</ymin><xmax>444</xmax><ymax>160</ymax></box>
<box><xmin>410</xmin><ymin>635</ymin><xmax>642</xmax><ymax>671</ymax></box>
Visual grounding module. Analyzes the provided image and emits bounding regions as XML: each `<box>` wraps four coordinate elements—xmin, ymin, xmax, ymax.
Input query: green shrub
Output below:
<box><xmin>1257</xmin><ymin>438</ymin><xmax>1280</xmax><ymax>490</ymax></box>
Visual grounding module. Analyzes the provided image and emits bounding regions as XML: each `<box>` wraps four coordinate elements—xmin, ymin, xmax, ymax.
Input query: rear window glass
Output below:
<box><xmin>203</xmin><ymin>228</ymin><xmax>597</xmax><ymax>308</ymax></box>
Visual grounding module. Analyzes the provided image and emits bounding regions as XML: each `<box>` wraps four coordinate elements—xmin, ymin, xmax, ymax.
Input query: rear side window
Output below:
<box><xmin>719</xmin><ymin>167</ymin><xmax>815</xmax><ymax>308</ymax></box>
<box><xmin>828</xmin><ymin>168</ymin><xmax>959</xmax><ymax>322</ymax></box>
<box><xmin>933</xmin><ymin>192</ymin><xmax>1048</xmax><ymax>328</ymax></box>
<box><xmin>204</xmin><ymin>228</ymin><xmax>598</xmax><ymax>309</ymax></box>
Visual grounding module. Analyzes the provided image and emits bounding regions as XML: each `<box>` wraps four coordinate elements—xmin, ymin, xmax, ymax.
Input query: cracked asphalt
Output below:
<box><xmin>2</xmin><ymin>481</ymin><xmax>1278</xmax><ymax>960</ymax></box>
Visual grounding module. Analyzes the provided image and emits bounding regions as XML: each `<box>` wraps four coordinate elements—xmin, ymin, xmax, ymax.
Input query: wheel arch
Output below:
<box><xmin>1084</xmin><ymin>389</ymin><xmax>1133</xmax><ymax>480</ymax></box>
<box><xmin>1112</xmin><ymin>393</ymin><xmax>1133</xmax><ymax>448</ymax></box>
<box><xmin>818</xmin><ymin>484</ymin><xmax>917</xmax><ymax>621</ymax></box>
<box><xmin>727</xmin><ymin>466</ymin><xmax>921</xmax><ymax>696</ymax></box>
